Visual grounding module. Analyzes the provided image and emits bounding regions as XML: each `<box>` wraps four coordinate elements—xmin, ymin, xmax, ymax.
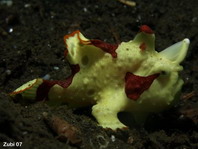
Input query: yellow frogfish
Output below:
<box><xmin>10</xmin><ymin>25</ymin><xmax>190</xmax><ymax>130</ymax></box>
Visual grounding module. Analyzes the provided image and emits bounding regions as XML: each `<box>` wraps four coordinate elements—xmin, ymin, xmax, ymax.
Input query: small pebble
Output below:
<box><xmin>5</xmin><ymin>69</ymin><xmax>11</xmax><ymax>75</ymax></box>
<box><xmin>8</xmin><ymin>28</ymin><xmax>13</xmax><ymax>33</ymax></box>
<box><xmin>47</xmin><ymin>43</ymin><xmax>51</xmax><ymax>48</ymax></box>
<box><xmin>111</xmin><ymin>135</ymin><xmax>116</xmax><ymax>142</ymax></box>
<box><xmin>127</xmin><ymin>136</ymin><xmax>134</xmax><ymax>144</ymax></box>
<box><xmin>24</xmin><ymin>3</ymin><xmax>31</xmax><ymax>8</ymax></box>
<box><xmin>42</xmin><ymin>74</ymin><xmax>51</xmax><ymax>80</ymax></box>
<box><xmin>179</xmin><ymin>114</ymin><xmax>184</xmax><ymax>120</ymax></box>
<box><xmin>22</xmin><ymin>131</ymin><xmax>28</xmax><ymax>135</ymax></box>
<box><xmin>192</xmin><ymin>17</ymin><xmax>197</xmax><ymax>23</ymax></box>
<box><xmin>83</xmin><ymin>7</ymin><xmax>88</xmax><ymax>12</ymax></box>
<box><xmin>53</xmin><ymin>66</ymin><xmax>59</xmax><ymax>70</ymax></box>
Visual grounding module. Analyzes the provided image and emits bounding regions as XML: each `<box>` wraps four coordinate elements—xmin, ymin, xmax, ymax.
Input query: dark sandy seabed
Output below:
<box><xmin>0</xmin><ymin>0</ymin><xmax>198</xmax><ymax>148</ymax></box>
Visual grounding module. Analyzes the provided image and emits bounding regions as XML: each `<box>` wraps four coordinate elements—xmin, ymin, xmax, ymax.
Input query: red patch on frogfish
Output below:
<box><xmin>125</xmin><ymin>72</ymin><xmax>159</xmax><ymax>101</ymax></box>
<box><xmin>139</xmin><ymin>25</ymin><xmax>154</xmax><ymax>34</ymax></box>
<box><xmin>89</xmin><ymin>39</ymin><xmax>118</xmax><ymax>58</ymax></box>
<box><xmin>139</xmin><ymin>42</ymin><xmax>146</xmax><ymax>51</ymax></box>
<box><xmin>36</xmin><ymin>64</ymin><xmax>80</xmax><ymax>101</ymax></box>
<box><xmin>64</xmin><ymin>49</ymin><xmax>68</xmax><ymax>57</ymax></box>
